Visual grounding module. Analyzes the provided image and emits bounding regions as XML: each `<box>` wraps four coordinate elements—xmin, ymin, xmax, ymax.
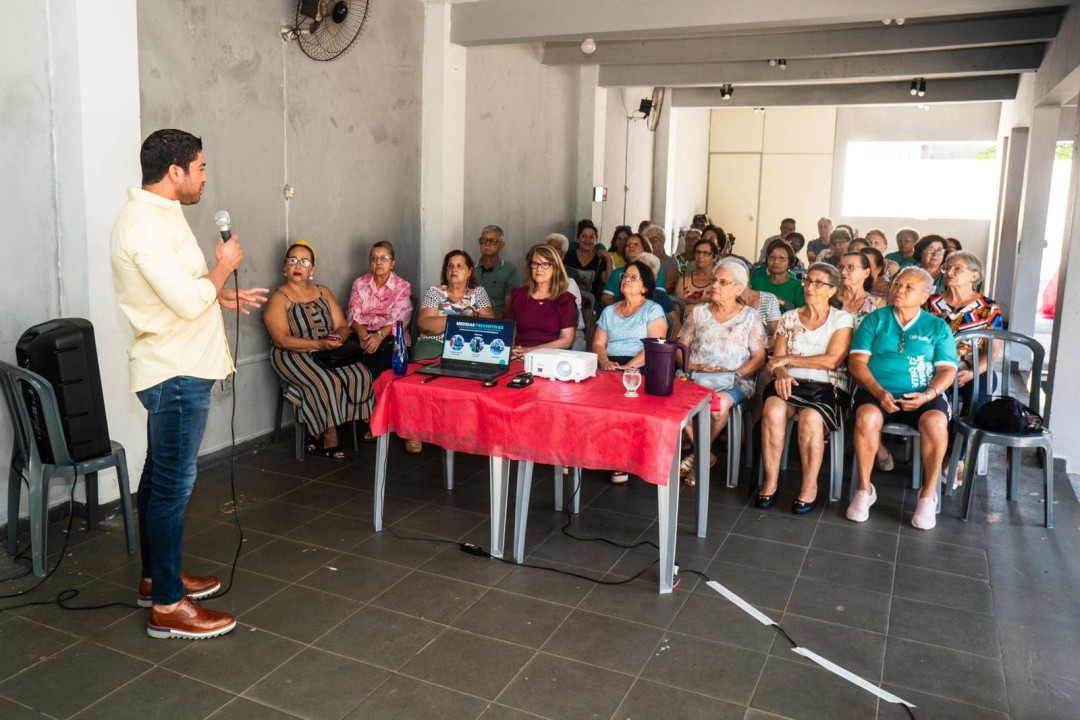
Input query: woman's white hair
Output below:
<box><xmin>545</xmin><ymin>233</ymin><xmax>569</xmax><ymax>254</ymax></box>
<box><xmin>717</xmin><ymin>258</ymin><xmax>749</xmax><ymax>286</ymax></box>
<box><xmin>636</xmin><ymin>251</ymin><xmax>661</xmax><ymax>276</ymax></box>
<box><xmin>894</xmin><ymin>266</ymin><xmax>935</xmax><ymax>295</ymax></box>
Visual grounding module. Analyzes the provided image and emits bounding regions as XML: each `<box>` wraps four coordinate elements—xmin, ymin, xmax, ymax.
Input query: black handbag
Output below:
<box><xmin>973</xmin><ymin>397</ymin><xmax>1044</xmax><ymax>434</ymax></box>
<box><xmin>780</xmin><ymin>380</ymin><xmax>850</xmax><ymax>433</ymax></box>
<box><xmin>312</xmin><ymin>332</ymin><xmax>366</xmax><ymax>369</ymax></box>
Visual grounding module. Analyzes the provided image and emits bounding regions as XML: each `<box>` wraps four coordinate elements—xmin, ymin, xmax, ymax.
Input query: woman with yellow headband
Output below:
<box><xmin>265</xmin><ymin>240</ymin><xmax>372</xmax><ymax>458</ymax></box>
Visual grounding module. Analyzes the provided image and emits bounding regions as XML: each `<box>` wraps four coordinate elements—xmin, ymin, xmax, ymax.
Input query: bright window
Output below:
<box><xmin>842</xmin><ymin>141</ymin><xmax>998</xmax><ymax>220</ymax></box>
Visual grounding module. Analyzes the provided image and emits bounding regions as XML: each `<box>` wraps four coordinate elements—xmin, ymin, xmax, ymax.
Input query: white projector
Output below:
<box><xmin>524</xmin><ymin>349</ymin><xmax>597</xmax><ymax>382</ymax></box>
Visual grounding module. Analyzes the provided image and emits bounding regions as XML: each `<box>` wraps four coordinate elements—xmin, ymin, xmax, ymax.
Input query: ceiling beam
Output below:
<box><xmin>452</xmin><ymin>0</ymin><xmax>1062</xmax><ymax>46</ymax></box>
<box><xmin>541</xmin><ymin>11</ymin><xmax>1060</xmax><ymax>65</ymax></box>
<box><xmin>670</xmin><ymin>75</ymin><xmax>1021</xmax><ymax>107</ymax></box>
<box><xmin>599</xmin><ymin>45</ymin><xmax>1044</xmax><ymax>87</ymax></box>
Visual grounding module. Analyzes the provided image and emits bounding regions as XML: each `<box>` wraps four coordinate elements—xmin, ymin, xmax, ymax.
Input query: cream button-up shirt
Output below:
<box><xmin>111</xmin><ymin>187</ymin><xmax>234</xmax><ymax>392</ymax></box>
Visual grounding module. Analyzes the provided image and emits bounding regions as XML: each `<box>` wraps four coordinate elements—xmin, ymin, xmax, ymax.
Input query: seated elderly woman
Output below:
<box><xmin>265</xmin><ymin>241</ymin><xmax>372</xmax><ymax>458</ymax></box>
<box><xmin>414</xmin><ymin>250</ymin><xmax>496</xmax><ymax>361</ymax></box>
<box><xmin>593</xmin><ymin>260</ymin><xmax>669</xmax><ymax>484</ymax></box>
<box><xmin>676</xmin><ymin>236</ymin><xmax>720</xmax><ymax>308</ymax></box>
<box><xmin>847</xmin><ymin>267</ymin><xmax>958</xmax><ymax>530</ymax></box>
<box><xmin>504</xmin><ymin>244</ymin><xmax>577</xmax><ymax>361</ymax></box>
<box><xmin>836</xmin><ymin>251</ymin><xmax>885</xmax><ymax>326</ymax></box>
<box><xmin>678</xmin><ymin>259</ymin><xmax>768</xmax><ymax>484</ymax></box>
<box><xmin>759</xmin><ymin>263</ymin><xmax>853</xmax><ymax>513</ymax></box>
<box><xmin>601</xmin><ymin>233</ymin><xmax>660</xmax><ymax>306</ymax></box>
<box><xmin>860</xmin><ymin>247</ymin><xmax>891</xmax><ymax>298</ymax></box>
<box><xmin>914</xmin><ymin>234</ymin><xmax>949</xmax><ymax>294</ymax></box>
<box><xmin>347</xmin><ymin>241</ymin><xmax>413</xmax><ymax>380</ymax></box>
<box><xmin>749</xmin><ymin>238</ymin><xmax>805</xmax><ymax>312</ymax></box>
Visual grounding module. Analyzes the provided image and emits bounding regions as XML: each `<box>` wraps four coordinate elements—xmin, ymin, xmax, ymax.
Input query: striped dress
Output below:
<box><xmin>270</xmin><ymin>288</ymin><xmax>372</xmax><ymax>436</ymax></box>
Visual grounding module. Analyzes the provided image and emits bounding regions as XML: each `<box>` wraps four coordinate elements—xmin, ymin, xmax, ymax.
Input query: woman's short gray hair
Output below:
<box><xmin>895</xmin><ymin>266</ymin><xmax>935</xmax><ymax>295</ymax></box>
<box><xmin>717</xmin><ymin>258</ymin><xmax>748</xmax><ymax>287</ymax></box>
<box><xmin>641</xmin><ymin>224</ymin><xmax>666</xmax><ymax>243</ymax></box>
<box><xmin>637</xmin><ymin>251</ymin><xmax>661</xmax><ymax>276</ymax></box>
<box><xmin>947</xmin><ymin>251</ymin><xmax>984</xmax><ymax>288</ymax></box>
<box><xmin>545</xmin><ymin>233</ymin><xmax>569</xmax><ymax>254</ymax></box>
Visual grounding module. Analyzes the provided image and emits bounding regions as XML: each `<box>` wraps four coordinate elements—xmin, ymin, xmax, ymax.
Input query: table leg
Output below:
<box><xmin>553</xmin><ymin>465</ymin><xmax>563</xmax><ymax>512</ymax></box>
<box><xmin>442</xmin><ymin>449</ymin><xmax>455</xmax><ymax>490</ymax></box>
<box><xmin>514</xmin><ymin>460</ymin><xmax>535</xmax><ymax>563</ymax></box>
<box><xmin>657</xmin><ymin>449</ymin><xmax>682</xmax><ymax>594</ymax></box>
<box><xmin>570</xmin><ymin>467</ymin><xmax>582</xmax><ymax>515</ymax></box>
<box><xmin>693</xmin><ymin>408</ymin><xmax>710</xmax><ymax>538</ymax></box>
<box><xmin>489</xmin><ymin>457</ymin><xmax>511</xmax><ymax>559</ymax></box>
<box><xmin>373</xmin><ymin>434</ymin><xmax>389</xmax><ymax>532</ymax></box>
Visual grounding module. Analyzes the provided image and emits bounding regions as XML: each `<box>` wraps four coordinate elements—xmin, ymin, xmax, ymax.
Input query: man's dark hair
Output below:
<box><xmin>781</xmin><ymin>218</ymin><xmax>796</xmax><ymax>226</ymax></box>
<box><xmin>141</xmin><ymin>129</ymin><xmax>203</xmax><ymax>186</ymax></box>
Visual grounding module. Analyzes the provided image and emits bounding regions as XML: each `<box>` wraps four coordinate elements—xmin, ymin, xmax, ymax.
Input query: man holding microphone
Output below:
<box><xmin>111</xmin><ymin>129</ymin><xmax>267</xmax><ymax>639</ymax></box>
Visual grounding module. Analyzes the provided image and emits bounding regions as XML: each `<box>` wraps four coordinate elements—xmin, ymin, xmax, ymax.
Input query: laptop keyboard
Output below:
<box><xmin>424</xmin><ymin>362</ymin><xmax>496</xmax><ymax>380</ymax></box>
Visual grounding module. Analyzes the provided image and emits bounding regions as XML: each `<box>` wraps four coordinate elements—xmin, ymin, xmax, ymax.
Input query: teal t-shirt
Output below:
<box><xmin>749</xmin><ymin>266</ymin><xmax>804</xmax><ymax>310</ymax></box>
<box><xmin>884</xmin><ymin>252</ymin><xmax>918</xmax><ymax>270</ymax></box>
<box><xmin>850</xmin><ymin>307</ymin><xmax>958</xmax><ymax>396</ymax></box>
<box><xmin>602</xmin><ymin>265</ymin><xmax>665</xmax><ymax>302</ymax></box>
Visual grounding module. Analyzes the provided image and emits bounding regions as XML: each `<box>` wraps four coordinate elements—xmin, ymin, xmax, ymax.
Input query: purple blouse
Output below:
<box><xmin>503</xmin><ymin>288</ymin><xmax>577</xmax><ymax>348</ymax></box>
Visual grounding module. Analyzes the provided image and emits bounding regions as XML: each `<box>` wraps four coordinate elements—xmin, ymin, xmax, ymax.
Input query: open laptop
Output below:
<box><xmin>415</xmin><ymin>315</ymin><xmax>516</xmax><ymax>381</ymax></box>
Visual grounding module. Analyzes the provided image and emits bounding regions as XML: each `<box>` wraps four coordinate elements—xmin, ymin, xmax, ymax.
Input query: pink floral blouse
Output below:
<box><xmin>347</xmin><ymin>273</ymin><xmax>413</xmax><ymax>343</ymax></box>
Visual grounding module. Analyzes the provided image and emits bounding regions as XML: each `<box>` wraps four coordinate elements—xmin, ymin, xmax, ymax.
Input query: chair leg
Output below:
<box><xmin>1041</xmin><ymin>445</ymin><xmax>1053</xmax><ymax>529</ymax></box>
<box><xmin>830</xmin><ymin>426</ymin><xmax>844</xmax><ymax>502</ymax></box>
<box><xmin>960</xmin><ymin>436</ymin><xmax>982</xmax><ymax>521</ymax></box>
<box><xmin>27</xmin><ymin>468</ymin><xmax>50</xmax><ymax>577</ymax></box>
<box><xmin>945</xmin><ymin>430</ymin><xmax>965</xmax><ymax>497</ymax></box>
<box><xmin>779</xmin><ymin>415</ymin><xmax>795</xmax><ymax>471</ymax></box>
<box><xmin>1007</xmin><ymin>447</ymin><xmax>1021</xmax><ymax>501</ymax></box>
<box><xmin>727</xmin><ymin>406</ymin><xmax>742</xmax><ymax>488</ymax></box>
<box><xmin>114</xmin><ymin>450</ymin><xmax>136</xmax><ymax>555</ymax></box>
<box><xmin>552</xmin><ymin>465</ymin><xmax>563</xmax><ymax>512</ymax></box>
<box><xmin>8</xmin><ymin>459</ymin><xmax>21</xmax><ymax>556</ymax></box>
<box><xmin>273</xmin><ymin>390</ymin><xmax>285</xmax><ymax>444</ymax></box>
<box><xmin>84</xmin><ymin>471</ymin><xmax>99</xmax><ymax>530</ymax></box>
<box><xmin>911</xmin><ymin>436</ymin><xmax>922</xmax><ymax>490</ymax></box>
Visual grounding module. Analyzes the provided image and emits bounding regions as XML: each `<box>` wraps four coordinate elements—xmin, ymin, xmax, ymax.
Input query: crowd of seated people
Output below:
<box><xmin>262</xmin><ymin>214</ymin><xmax>1004</xmax><ymax>533</ymax></box>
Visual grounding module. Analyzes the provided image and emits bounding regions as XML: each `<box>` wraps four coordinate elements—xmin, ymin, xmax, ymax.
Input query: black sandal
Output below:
<box><xmin>314</xmin><ymin>445</ymin><xmax>346</xmax><ymax>459</ymax></box>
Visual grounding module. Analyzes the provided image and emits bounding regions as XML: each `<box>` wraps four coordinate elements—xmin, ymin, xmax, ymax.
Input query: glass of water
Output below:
<box><xmin>622</xmin><ymin>367</ymin><xmax>642</xmax><ymax>397</ymax></box>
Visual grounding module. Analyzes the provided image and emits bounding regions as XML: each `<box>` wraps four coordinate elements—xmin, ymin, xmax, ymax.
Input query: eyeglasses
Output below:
<box><xmin>767</xmin><ymin>254</ymin><xmax>790</xmax><ymax>263</ymax></box>
<box><xmin>285</xmin><ymin>257</ymin><xmax>313</xmax><ymax>268</ymax></box>
<box><xmin>370</xmin><ymin>255</ymin><xmax>393</xmax><ymax>263</ymax></box>
<box><xmin>711</xmin><ymin>278</ymin><xmax>737</xmax><ymax>287</ymax></box>
<box><xmin>621</xmin><ymin>274</ymin><xmax>642</xmax><ymax>283</ymax></box>
<box><xmin>479</xmin><ymin>238</ymin><xmax>501</xmax><ymax>246</ymax></box>
<box><xmin>802</xmin><ymin>279</ymin><xmax>835</xmax><ymax>289</ymax></box>
<box><xmin>694</xmin><ymin>250</ymin><xmax>716</xmax><ymax>257</ymax></box>
<box><xmin>529</xmin><ymin>261</ymin><xmax>553</xmax><ymax>270</ymax></box>
<box><xmin>926</xmin><ymin>248</ymin><xmax>946</xmax><ymax>256</ymax></box>
<box><xmin>837</xmin><ymin>264</ymin><xmax>863</xmax><ymax>273</ymax></box>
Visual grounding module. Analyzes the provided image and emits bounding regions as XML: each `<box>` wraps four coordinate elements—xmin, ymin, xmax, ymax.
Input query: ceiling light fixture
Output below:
<box><xmin>768</xmin><ymin>58</ymin><xmax>777</xmax><ymax>67</ymax></box>
<box><xmin>917</xmin><ymin>78</ymin><xmax>926</xmax><ymax>97</ymax></box>
<box><xmin>882</xmin><ymin>18</ymin><xmax>892</xmax><ymax>25</ymax></box>
<box><xmin>753</xmin><ymin>107</ymin><xmax>765</xmax><ymax>114</ymax></box>
<box><xmin>778</xmin><ymin>58</ymin><xmax>787</xmax><ymax>70</ymax></box>
<box><xmin>909</xmin><ymin>79</ymin><xmax>919</xmax><ymax>96</ymax></box>
<box><xmin>580</xmin><ymin>38</ymin><xmax>596</xmax><ymax>55</ymax></box>
<box><xmin>917</xmin><ymin>104</ymin><xmax>930</xmax><ymax>111</ymax></box>
<box><xmin>896</xmin><ymin>18</ymin><xmax>906</xmax><ymax>26</ymax></box>
<box><xmin>720</xmin><ymin>84</ymin><xmax>734</xmax><ymax>100</ymax></box>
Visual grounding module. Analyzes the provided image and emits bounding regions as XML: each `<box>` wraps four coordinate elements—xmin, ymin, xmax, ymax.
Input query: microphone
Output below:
<box><xmin>214</xmin><ymin>210</ymin><xmax>232</xmax><ymax>241</ymax></box>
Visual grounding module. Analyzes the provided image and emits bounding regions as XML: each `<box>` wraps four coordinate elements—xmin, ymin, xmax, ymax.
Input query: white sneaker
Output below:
<box><xmin>610</xmin><ymin>471</ymin><xmax>629</xmax><ymax>484</ymax></box>
<box><xmin>846</xmin><ymin>485</ymin><xmax>877</xmax><ymax>523</ymax></box>
<box><xmin>911</xmin><ymin>497</ymin><xmax>937</xmax><ymax>530</ymax></box>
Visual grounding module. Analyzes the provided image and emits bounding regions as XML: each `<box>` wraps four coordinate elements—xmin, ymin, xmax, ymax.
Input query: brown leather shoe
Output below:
<box><xmin>137</xmin><ymin>571</ymin><xmax>222</xmax><ymax>608</ymax></box>
<box><xmin>147</xmin><ymin>596</ymin><xmax>236</xmax><ymax>640</ymax></box>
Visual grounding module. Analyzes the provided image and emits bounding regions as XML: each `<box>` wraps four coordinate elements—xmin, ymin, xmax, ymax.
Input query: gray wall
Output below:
<box><xmin>831</xmin><ymin>103</ymin><xmax>1002</xmax><ymax>264</ymax></box>
<box><xmin>462</xmin><ymin>43</ymin><xmax>580</xmax><ymax>269</ymax></box>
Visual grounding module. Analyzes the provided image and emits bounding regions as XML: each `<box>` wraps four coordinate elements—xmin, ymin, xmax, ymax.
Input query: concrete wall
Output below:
<box><xmin>601</xmin><ymin>87</ymin><xmax>655</xmax><ymax>238</ymax></box>
<box><xmin>831</xmin><ymin>103</ymin><xmax>1002</xmax><ymax>264</ymax></box>
<box><xmin>462</xmin><ymin>43</ymin><xmax>579</xmax><ymax>268</ymax></box>
<box><xmin>661</xmin><ymin>107</ymin><xmax>711</xmax><ymax>251</ymax></box>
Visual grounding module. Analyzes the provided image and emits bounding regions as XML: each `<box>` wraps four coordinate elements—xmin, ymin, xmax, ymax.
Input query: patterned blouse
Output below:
<box><xmin>926</xmin><ymin>293</ymin><xmax>1003</xmax><ymax>372</ymax></box>
<box><xmin>418</xmin><ymin>285</ymin><xmax>493</xmax><ymax>343</ymax></box>
<box><xmin>347</xmin><ymin>273</ymin><xmax>413</xmax><ymax>342</ymax></box>
<box><xmin>679</xmin><ymin>304</ymin><xmax>767</xmax><ymax>398</ymax></box>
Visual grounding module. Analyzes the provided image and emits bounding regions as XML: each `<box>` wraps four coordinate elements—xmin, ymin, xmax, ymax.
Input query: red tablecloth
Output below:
<box><xmin>369</xmin><ymin>362</ymin><xmax>712</xmax><ymax>486</ymax></box>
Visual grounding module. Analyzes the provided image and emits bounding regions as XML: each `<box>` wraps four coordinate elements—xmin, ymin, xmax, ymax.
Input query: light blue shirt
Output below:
<box><xmin>597</xmin><ymin>300</ymin><xmax>666</xmax><ymax>358</ymax></box>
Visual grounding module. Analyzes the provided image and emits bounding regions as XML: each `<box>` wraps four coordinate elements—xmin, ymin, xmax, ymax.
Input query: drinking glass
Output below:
<box><xmin>622</xmin><ymin>367</ymin><xmax>642</xmax><ymax>397</ymax></box>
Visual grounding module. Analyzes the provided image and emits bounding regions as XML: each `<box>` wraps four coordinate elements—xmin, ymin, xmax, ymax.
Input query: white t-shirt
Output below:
<box><xmin>775</xmin><ymin>307</ymin><xmax>854</xmax><ymax>386</ymax></box>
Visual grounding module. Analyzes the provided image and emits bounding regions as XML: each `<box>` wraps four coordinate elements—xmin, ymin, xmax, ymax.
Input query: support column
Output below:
<box><xmin>1009</xmin><ymin>107</ymin><xmax>1061</xmax><ymax>336</ymax></box>
<box><xmin>49</xmin><ymin>0</ymin><xmax>144</xmax><ymax>503</ymax></box>
<box><xmin>989</xmin><ymin>132</ymin><xmax>1025</xmax><ymax>305</ymax></box>
<box><xmin>1044</xmin><ymin>106</ymin><xmax>1080</xmax><ymax>471</ymax></box>
<box><xmin>575</xmin><ymin>65</ymin><xmax>607</xmax><ymax>228</ymax></box>
<box><xmin>420</xmin><ymin>2</ymin><xmax>466</xmax><ymax>292</ymax></box>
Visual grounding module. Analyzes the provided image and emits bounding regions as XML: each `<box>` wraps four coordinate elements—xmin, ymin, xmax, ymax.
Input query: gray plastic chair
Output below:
<box><xmin>1</xmin><ymin>360</ymin><xmax>135</xmax><ymax>577</ymax></box>
<box><xmin>759</xmin><ymin>412</ymin><xmax>846</xmax><ymax>501</ymax></box>
<box><xmin>949</xmin><ymin>329</ymin><xmax>1053</xmax><ymax>528</ymax></box>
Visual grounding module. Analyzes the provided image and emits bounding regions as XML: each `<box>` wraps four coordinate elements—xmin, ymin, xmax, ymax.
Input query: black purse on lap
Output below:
<box><xmin>312</xmin><ymin>332</ymin><xmax>366</xmax><ymax>369</ymax></box>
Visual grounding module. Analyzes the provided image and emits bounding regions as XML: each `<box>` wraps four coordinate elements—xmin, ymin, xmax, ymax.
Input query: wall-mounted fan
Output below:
<box><xmin>282</xmin><ymin>0</ymin><xmax>371</xmax><ymax>61</ymax></box>
<box><xmin>646</xmin><ymin>87</ymin><xmax>665</xmax><ymax>131</ymax></box>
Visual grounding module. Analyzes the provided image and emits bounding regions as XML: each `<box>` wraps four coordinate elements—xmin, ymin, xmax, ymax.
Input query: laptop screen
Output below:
<box><xmin>441</xmin><ymin>316</ymin><xmax>515</xmax><ymax>366</ymax></box>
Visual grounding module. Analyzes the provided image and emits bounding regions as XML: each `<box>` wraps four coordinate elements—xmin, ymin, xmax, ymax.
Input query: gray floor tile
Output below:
<box><xmin>877</xmin><ymin>684</ymin><xmax>1010</xmax><ymax>720</ymax></box>
<box><xmin>238</xmin><ymin>538</ymin><xmax>342</xmax><ymax>583</ymax></box>
<box><xmin>298</xmin><ymin>552</ymin><xmax>410</xmax><ymax>602</ymax></box>
<box><xmin>400</xmin><ymin>628</ymin><xmax>535</xmax><ymax>700</ymax></box>
<box><xmin>669</xmin><ymin>592</ymin><xmax>779</xmax><ymax>653</ymax></box>
<box><xmin>392</xmin><ymin>504</ymin><xmax>490</xmax><ymax>540</ymax></box>
<box><xmin>495</xmin><ymin>562</ymin><xmax>596</xmax><ymax>606</ymax></box>
<box><xmin>541</xmin><ymin>609</ymin><xmax>664</xmax><ymax>674</ymax></box>
<box><xmin>785</xmin><ymin>577</ymin><xmax>892</xmax><ymax>633</ymax></box>
<box><xmin>286</xmin><ymin>511</ymin><xmax>375</xmax><ymax>550</ymax></box>
<box><xmin>89</xmin><ymin>611</ymin><xmax>192</xmax><ymax>665</ymax></box>
<box><xmin>183</xmin><ymin>524</ymin><xmax>277</xmax><ymax>566</ymax></box>
<box><xmin>770</xmin><ymin>614</ymin><xmax>886</xmax><ymax>680</ymax></box>
<box><xmin>808</xmin><ymin>521</ymin><xmax>898</xmax><ymax>563</ymax></box>
<box><xmin>369</xmin><ymin>570</ymin><xmax>488</xmax><ymax>624</ymax></box>
<box><xmin>578</xmin><ymin>578</ymin><xmax>691</xmax><ymax>628</ymax></box>
<box><xmin>888</xmin><ymin>596</ymin><xmax>1001</xmax><ymax>658</ymax></box>
<box><xmin>883</xmin><ymin>637</ymin><xmax>1008</xmax><ymax>712</ymax></box>
<box><xmin>477</xmin><ymin>704</ymin><xmax>545</xmax><ymax>720</ymax></box>
<box><xmin>453</xmin><ymin>588</ymin><xmax>572</xmax><ymax>648</ymax></box>
<box><xmin>0</xmin><ymin>696</ymin><xmax>52</xmax><ymax>719</ymax></box>
<box><xmin>748</xmin><ymin>656</ymin><xmax>878</xmax><ymax>720</ymax></box>
<box><xmin>699</xmin><ymin>560</ymin><xmax>797</xmax><ymax>613</ymax></box>
<box><xmin>162</xmin><ymin>625</ymin><xmax>304</xmax><ymax>694</ymax></box>
<box><xmin>0</xmin><ymin>641</ymin><xmax>151</xmax><ymax>719</ymax></box>
<box><xmin>231</xmin><ymin>500</ymin><xmax>325</xmax><ymax>536</ymax></box>
<box><xmin>349</xmin><ymin>528</ymin><xmax>449</xmax><ymax>567</ymax></box>
<box><xmin>206</xmin><ymin>697</ymin><xmax>304</xmax><ymax>720</ymax></box>
<box><xmin>12</xmin><ymin>579</ymin><xmax>139</xmax><ymax>637</ymax></box>
<box><xmin>419</xmin><ymin>543</ymin><xmax>516</xmax><ymax>586</ymax></box>
<box><xmin>343</xmin><ymin>674</ymin><xmax>488</xmax><ymax>720</ymax></box>
<box><xmin>799</xmin><ymin>547</ymin><xmax>895</xmax><ymax>595</ymax></box>
<box><xmin>239</xmin><ymin>584</ymin><xmax>359</xmax><ymax>643</ymax></box>
<box><xmin>713</xmin><ymin>535</ymin><xmax>808</xmax><ymax>577</ymax></box>
<box><xmin>314</xmin><ymin>605</ymin><xmax>443</xmax><ymax>670</ymax></box>
<box><xmin>0</xmin><ymin>617</ymin><xmax>79</xmax><ymax>682</ymax></box>
<box><xmin>730</xmin><ymin>511</ymin><xmax>819</xmax><ymax>547</ymax></box>
<box><xmin>892</xmin><ymin>563</ymin><xmax>995</xmax><ymax>614</ymax></box>
<box><xmin>275</xmin><ymin>480</ymin><xmax>360</xmax><ymax>512</ymax></box>
<box><xmin>896</xmin><ymin>535</ymin><xmax>990</xmax><ymax>580</ymax></box>
<box><xmin>191</xmin><ymin>568</ymin><xmax>290</xmax><ymax>618</ymax></box>
<box><xmin>641</xmin><ymin>633</ymin><xmax>767</xmax><ymax>705</ymax></box>
<box><xmin>615</xmin><ymin>678</ymin><xmax>745</xmax><ymax>720</ymax></box>
<box><xmin>69</xmin><ymin>667</ymin><xmax>232</xmax><ymax>720</ymax></box>
<box><xmin>497</xmin><ymin>652</ymin><xmax>633</xmax><ymax>720</ymax></box>
<box><xmin>243</xmin><ymin>648</ymin><xmax>388</xmax><ymax>720</ymax></box>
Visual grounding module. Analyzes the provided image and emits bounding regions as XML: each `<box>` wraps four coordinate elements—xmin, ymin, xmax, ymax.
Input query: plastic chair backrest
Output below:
<box><xmin>0</xmin><ymin>360</ymin><xmax>74</xmax><ymax>468</ymax></box>
<box><xmin>407</xmin><ymin>294</ymin><xmax>420</xmax><ymax>345</ymax></box>
<box><xmin>955</xmin><ymin>329</ymin><xmax>1045</xmax><ymax>414</ymax></box>
<box><xmin>669</xmin><ymin>295</ymin><xmax>687</xmax><ymax>323</ymax></box>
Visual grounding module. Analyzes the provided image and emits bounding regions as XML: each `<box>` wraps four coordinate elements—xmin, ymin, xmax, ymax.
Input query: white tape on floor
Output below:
<box><xmin>705</xmin><ymin>578</ymin><xmax>916</xmax><ymax>710</ymax></box>
<box><xmin>792</xmin><ymin>647</ymin><xmax>916</xmax><ymax>708</ymax></box>
<box><xmin>705</xmin><ymin>580</ymin><xmax>777</xmax><ymax>626</ymax></box>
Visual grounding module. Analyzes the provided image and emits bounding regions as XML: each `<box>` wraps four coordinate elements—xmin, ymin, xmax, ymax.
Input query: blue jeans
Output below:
<box><xmin>136</xmin><ymin>376</ymin><xmax>214</xmax><ymax>605</ymax></box>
